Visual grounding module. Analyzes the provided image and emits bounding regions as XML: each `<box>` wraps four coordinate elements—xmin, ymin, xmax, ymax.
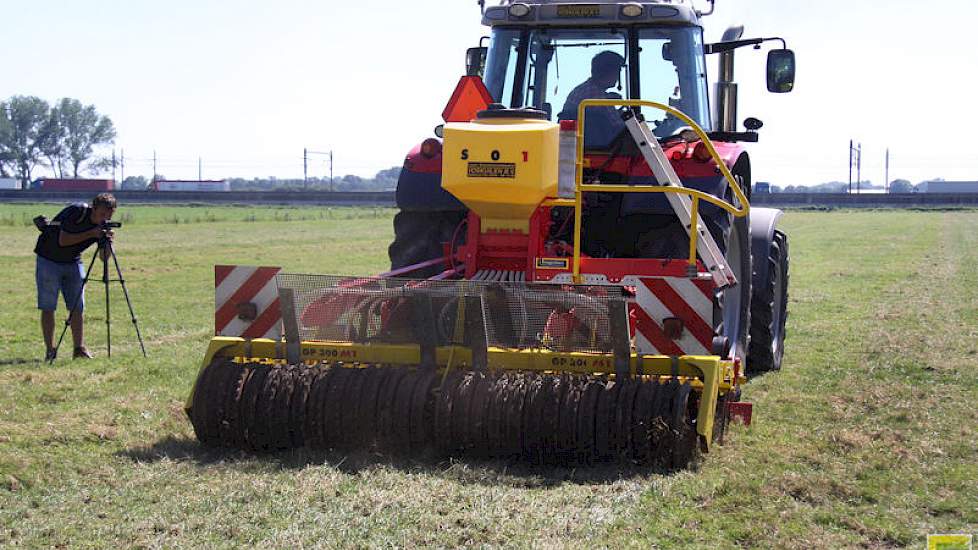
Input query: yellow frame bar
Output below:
<box><xmin>571</xmin><ymin>99</ymin><xmax>751</xmax><ymax>282</ymax></box>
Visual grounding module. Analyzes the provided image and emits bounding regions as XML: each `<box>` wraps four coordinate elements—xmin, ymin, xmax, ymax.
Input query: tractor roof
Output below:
<box><xmin>482</xmin><ymin>0</ymin><xmax>702</xmax><ymax>27</ymax></box>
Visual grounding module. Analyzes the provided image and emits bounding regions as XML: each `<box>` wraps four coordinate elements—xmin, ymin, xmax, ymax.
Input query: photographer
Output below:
<box><xmin>34</xmin><ymin>193</ymin><xmax>117</xmax><ymax>360</ymax></box>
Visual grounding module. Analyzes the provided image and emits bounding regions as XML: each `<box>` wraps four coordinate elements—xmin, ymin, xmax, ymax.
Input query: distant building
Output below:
<box><xmin>917</xmin><ymin>180</ymin><xmax>978</xmax><ymax>193</ymax></box>
<box><xmin>149</xmin><ymin>179</ymin><xmax>230</xmax><ymax>191</ymax></box>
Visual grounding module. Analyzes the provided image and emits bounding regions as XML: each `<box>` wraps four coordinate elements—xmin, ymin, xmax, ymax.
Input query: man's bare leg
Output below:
<box><xmin>41</xmin><ymin>310</ymin><xmax>55</xmax><ymax>351</ymax></box>
<box><xmin>70</xmin><ymin>311</ymin><xmax>84</xmax><ymax>349</ymax></box>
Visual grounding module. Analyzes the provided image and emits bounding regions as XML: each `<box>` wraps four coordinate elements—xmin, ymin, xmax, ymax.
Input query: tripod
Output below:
<box><xmin>51</xmin><ymin>236</ymin><xmax>147</xmax><ymax>361</ymax></box>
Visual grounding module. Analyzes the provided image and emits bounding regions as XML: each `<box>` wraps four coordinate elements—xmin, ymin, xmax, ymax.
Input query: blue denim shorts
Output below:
<box><xmin>36</xmin><ymin>255</ymin><xmax>85</xmax><ymax>312</ymax></box>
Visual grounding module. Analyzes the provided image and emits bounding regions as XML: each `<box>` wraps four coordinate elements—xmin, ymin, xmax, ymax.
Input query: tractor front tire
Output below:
<box><xmin>388</xmin><ymin>211</ymin><xmax>466</xmax><ymax>278</ymax></box>
<box><xmin>747</xmin><ymin>229</ymin><xmax>789</xmax><ymax>374</ymax></box>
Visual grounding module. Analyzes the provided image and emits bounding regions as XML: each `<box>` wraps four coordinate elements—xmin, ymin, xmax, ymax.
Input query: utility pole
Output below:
<box><xmin>112</xmin><ymin>149</ymin><xmax>117</xmax><ymax>183</ymax></box>
<box><xmin>304</xmin><ymin>148</ymin><xmax>332</xmax><ymax>190</ymax></box>
<box><xmin>120</xmin><ymin>149</ymin><xmax>125</xmax><ymax>185</ymax></box>
<box><xmin>848</xmin><ymin>140</ymin><xmax>853</xmax><ymax>194</ymax></box>
<box><xmin>848</xmin><ymin>140</ymin><xmax>862</xmax><ymax>194</ymax></box>
<box><xmin>153</xmin><ymin>150</ymin><xmax>158</xmax><ymax>182</ymax></box>
<box><xmin>884</xmin><ymin>148</ymin><xmax>890</xmax><ymax>193</ymax></box>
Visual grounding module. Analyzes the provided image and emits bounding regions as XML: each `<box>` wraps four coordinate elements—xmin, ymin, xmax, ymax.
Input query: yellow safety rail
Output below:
<box><xmin>572</xmin><ymin>99</ymin><xmax>751</xmax><ymax>283</ymax></box>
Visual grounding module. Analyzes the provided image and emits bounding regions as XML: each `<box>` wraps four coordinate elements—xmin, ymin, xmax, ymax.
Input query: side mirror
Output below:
<box><xmin>767</xmin><ymin>49</ymin><xmax>796</xmax><ymax>93</ymax></box>
<box><xmin>466</xmin><ymin>46</ymin><xmax>488</xmax><ymax>77</ymax></box>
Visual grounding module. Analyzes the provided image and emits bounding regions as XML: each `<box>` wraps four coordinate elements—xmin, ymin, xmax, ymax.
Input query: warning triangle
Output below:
<box><xmin>441</xmin><ymin>76</ymin><xmax>494</xmax><ymax>123</ymax></box>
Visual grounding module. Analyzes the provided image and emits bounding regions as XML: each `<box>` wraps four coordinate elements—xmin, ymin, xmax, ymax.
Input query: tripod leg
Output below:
<box><xmin>108</xmin><ymin>244</ymin><xmax>147</xmax><ymax>357</ymax></box>
<box><xmin>52</xmin><ymin>248</ymin><xmax>99</xmax><ymax>363</ymax></box>
<box><xmin>103</xmin><ymin>247</ymin><xmax>111</xmax><ymax>358</ymax></box>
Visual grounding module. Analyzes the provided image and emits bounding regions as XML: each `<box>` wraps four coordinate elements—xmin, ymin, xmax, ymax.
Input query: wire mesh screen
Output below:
<box><xmin>275</xmin><ymin>274</ymin><xmax>626</xmax><ymax>354</ymax></box>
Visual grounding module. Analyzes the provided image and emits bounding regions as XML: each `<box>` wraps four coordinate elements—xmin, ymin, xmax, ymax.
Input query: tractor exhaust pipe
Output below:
<box><xmin>715</xmin><ymin>25</ymin><xmax>743</xmax><ymax>133</ymax></box>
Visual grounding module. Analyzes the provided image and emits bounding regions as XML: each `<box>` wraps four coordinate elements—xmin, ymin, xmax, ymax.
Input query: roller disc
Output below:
<box><xmin>669</xmin><ymin>382</ymin><xmax>698</xmax><ymax>469</ymax></box>
<box><xmin>536</xmin><ymin>375</ymin><xmax>562</xmax><ymax>463</ymax></box>
<box><xmin>485</xmin><ymin>374</ymin><xmax>510</xmax><ymax>458</ymax></box>
<box><xmin>377</xmin><ymin>369</ymin><xmax>409</xmax><ymax>448</ymax></box>
<box><xmin>631</xmin><ymin>380</ymin><xmax>656</xmax><ymax>464</ymax></box>
<box><xmin>594</xmin><ymin>379</ymin><xmax>621</xmax><ymax>461</ymax></box>
<box><xmin>466</xmin><ymin>372</ymin><xmax>493</xmax><ymax>457</ymax></box>
<box><xmin>288</xmin><ymin>365</ymin><xmax>314</xmax><ymax>448</ymax></box>
<box><xmin>323</xmin><ymin>366</ymin><xmax>353</xmax><ymax>449</ymax></box>
<box><xmin>501</xmin><ymin>374</ymin><xmax>530</xmax><ymax>459</ymax></box>
<box><xmin>576</xmin><ymin>379</ymin><xmax>601</xmax><ymax>464</ymax></box>
<box><xmin>303</xmin><ymin>368</ymin><xmax>332</xmax><ymax>449</ymax></box>
<box><xmin>188</xmin><ymin>359</ymin><xmax>221</xmax><ymax>444</ymax></box>
<box><xmin>614</xmin><ymin>378</ymin><xmax>639</xmax><ymax>459</ymax></box>
<box><xmin>556</xmin><ymin>375</ymin><xmax>582</xmax><ymax>463</ymax></box>
<box><xmin>649</xmin><ymin>380</ymin><xmax>677</xmax><ymax>468</ymax></box>
<box><xmin>433</xmin><ymin>370</ymin><xmax>465</xmax><ymax>454</ymax></box>
<box><xmin>392</xmin><ymin>369</ymin><xmax>423</xmax><ymax>450</ymax></box>
<box><xmin>409</xmin><ymin>370</ymin><xmax>439</xmax><ymax>452</ymax></box>
<box><xmin>255</xmin><ymin>366</ymin><xmax>283</xmax><ymax>451</ymax></box>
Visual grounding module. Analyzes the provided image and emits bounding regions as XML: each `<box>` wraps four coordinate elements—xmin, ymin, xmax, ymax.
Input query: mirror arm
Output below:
<box><xmin>706</xmin><ymin>36</ymin><xmax>788</xmax><ymax>55</ymax></box>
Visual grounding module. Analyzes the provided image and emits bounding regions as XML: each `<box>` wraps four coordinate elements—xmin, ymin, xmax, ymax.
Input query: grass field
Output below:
<box><xmin>1</xmin><ymin>204</ymin><xmax>976</xmax><ymax>549</ymax></box>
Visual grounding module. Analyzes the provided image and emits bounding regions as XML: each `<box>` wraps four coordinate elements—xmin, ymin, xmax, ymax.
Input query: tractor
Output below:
<box><xmin>186</xmin><ymin>0</ymin><xmax>794</xmax><ymax>468</ymax></box>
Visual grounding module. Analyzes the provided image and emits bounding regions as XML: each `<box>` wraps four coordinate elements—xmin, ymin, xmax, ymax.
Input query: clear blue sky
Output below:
<box><xmin>2</xmin><ymin>0</ymin><xmax>975</xmax><ymax>186</ymax></box>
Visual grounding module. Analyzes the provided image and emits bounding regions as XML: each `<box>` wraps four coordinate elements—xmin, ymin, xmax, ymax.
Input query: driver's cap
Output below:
<box><xmin>591</xmin><ymin>51</ymin><xmax>626</xmax><ymax>75</ymax></box>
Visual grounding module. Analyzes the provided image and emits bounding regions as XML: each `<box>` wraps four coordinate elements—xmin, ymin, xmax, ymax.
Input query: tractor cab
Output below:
<box><xmin>482</xmin><ymin>23</ymin><xmax>711</xmax><ymax>148</ymax></box>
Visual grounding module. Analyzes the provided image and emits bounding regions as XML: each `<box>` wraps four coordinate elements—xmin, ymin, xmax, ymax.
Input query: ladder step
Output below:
<box><xmin>620</xmin><ymin>111</ymin><xmax>736</xmax><ymax>288</ymax></box>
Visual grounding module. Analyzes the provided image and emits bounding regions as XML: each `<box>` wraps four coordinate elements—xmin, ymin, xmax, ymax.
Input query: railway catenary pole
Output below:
<box><xmin>848</xmin><ymin>139</ymin><xmax>853</xmax><ymax>194</ymax></box>
<box><xmin>885</xmin><ymin>148</ymin><xmax>890</xmax><ymax>193</ymax></box>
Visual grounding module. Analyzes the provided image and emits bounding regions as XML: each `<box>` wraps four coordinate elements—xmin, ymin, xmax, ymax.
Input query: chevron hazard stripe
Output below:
<box><xmin>634</xmin><ymin>276</ymin><xmax>715</xmax><ymax>356</ymax></box>
<box><xmin>214</xmin><ymin>265</ymin><xmax>282</xmax><ymax>339</ymax></box>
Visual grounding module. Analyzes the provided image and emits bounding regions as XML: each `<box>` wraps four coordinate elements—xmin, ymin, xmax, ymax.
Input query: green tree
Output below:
<box><xmin>889</xmin><ymin>179</ymin><xmax>912</xmax><ymax>193</ymax></box>
<box><xmin>0</xmin><ymin>96</ymin><xmax>54</xmax><ymax>186</ymax></box>
<box><xmin>47</xmin><ymin>98</ymin><xmax>116</xmax><ymax>178</ymax></box>
<box><xmin>0</xmin><ymin>106</ymin><xmax>13</xmax><ymax>178</ymax></box>
<box><xmin>120</xmin><ymin>175</ymin><xmax>148</xmax><ymax>190</ymax></box>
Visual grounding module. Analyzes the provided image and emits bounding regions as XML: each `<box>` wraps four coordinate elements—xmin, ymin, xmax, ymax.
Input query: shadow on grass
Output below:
<box><xmin>0</xmin><ymin>358</ymin><xmax>43</xmax><ymax>367</ymax></box>
<box><xmin>119</xmin><ymin>436</ymin><xmax>688</xmax><ymax>487</ymax></box>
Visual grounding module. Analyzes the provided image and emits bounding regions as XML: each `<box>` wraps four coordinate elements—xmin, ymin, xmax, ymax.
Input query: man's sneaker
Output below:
<box><xmin>45</xmin><ymin>348</ymin><xmax>57</xmax><ymax>362</ymax></box>
<box><xmin>73</xmin><ymin>346</ymin><xmax>93</xmax><ymax>359</ymax></box>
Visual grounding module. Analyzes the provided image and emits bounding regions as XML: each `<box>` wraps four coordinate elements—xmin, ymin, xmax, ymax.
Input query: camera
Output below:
<box><xmin>101</xmin><ymin>221</ymin><xmax>122</xmax><ymax>229</ymax></box>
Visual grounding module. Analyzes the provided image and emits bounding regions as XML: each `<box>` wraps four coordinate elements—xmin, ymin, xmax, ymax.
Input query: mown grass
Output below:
<box><xmin>0</xmin><ymin>204</ymin><xmax>976</xmax><ymax>548</ymax></box>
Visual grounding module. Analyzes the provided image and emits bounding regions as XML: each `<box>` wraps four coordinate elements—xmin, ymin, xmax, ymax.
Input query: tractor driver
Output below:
<box><xmin>558</xmin><ymin>50</ymin><xmax>627</xmax><ymax>147</ymax></box>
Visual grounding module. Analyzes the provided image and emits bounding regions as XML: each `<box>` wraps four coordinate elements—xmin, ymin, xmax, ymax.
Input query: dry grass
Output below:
<box><xmin>1</xmin><ymin>205</ymin><xmax>976</xmax><ymax>548</ymax></box>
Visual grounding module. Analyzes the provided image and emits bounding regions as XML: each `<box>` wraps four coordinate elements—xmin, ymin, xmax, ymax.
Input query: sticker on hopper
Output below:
<box><xmin>467</xmin><ymin>162</ymin><xmax>516</xmax><ymax>178</ymax></box>
<box><xmin>536</xmin><ymin>258</ymin><xmax>569</xmax><ymax>270</ymax></box>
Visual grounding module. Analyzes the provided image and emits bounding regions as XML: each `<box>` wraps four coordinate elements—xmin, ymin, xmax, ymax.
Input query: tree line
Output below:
<box><xmin>0</xmin><ymin>96</ymin><xmax>115</xmax><ymax>187</ymax></box>
<box><xmin>768</xmin><ymin>179</ymin><xmax>920</xmax><ymax>193</ymax></box>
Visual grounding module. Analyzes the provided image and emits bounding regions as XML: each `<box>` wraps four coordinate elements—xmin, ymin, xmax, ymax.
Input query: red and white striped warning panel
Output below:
<box><xmin>633</xmin><ymin>276</ymin><xmax>715</xmax><ymax>356</ymax></box>
<box><xmin>214</xmin><ymin>265</ymin><xmax>283</xmax><ymax>339</ymax></box>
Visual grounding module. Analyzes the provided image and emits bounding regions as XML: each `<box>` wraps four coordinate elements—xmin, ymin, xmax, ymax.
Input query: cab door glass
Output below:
<box><xmin>637</xmin><ymin>27</ymin><xmax>711</xmax><ymax>137</ymax></box>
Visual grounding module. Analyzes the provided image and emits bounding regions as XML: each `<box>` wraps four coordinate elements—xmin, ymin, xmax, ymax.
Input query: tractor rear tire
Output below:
<box><xmin>747</xmin><ymin>229</ymin><xmax>789</xmax><ymax>374</ymax></box>
<box><xmin>388</xmin><ymin>211</ymin><xmax>466</xmax><ymax>278</ymax></box>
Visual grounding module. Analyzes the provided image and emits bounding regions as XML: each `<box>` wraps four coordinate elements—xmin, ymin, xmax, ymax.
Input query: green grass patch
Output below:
<box><xmin>0</xmin><ymin>205</ymin><xmax>976</xmax><ymax>548</ymax></box>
